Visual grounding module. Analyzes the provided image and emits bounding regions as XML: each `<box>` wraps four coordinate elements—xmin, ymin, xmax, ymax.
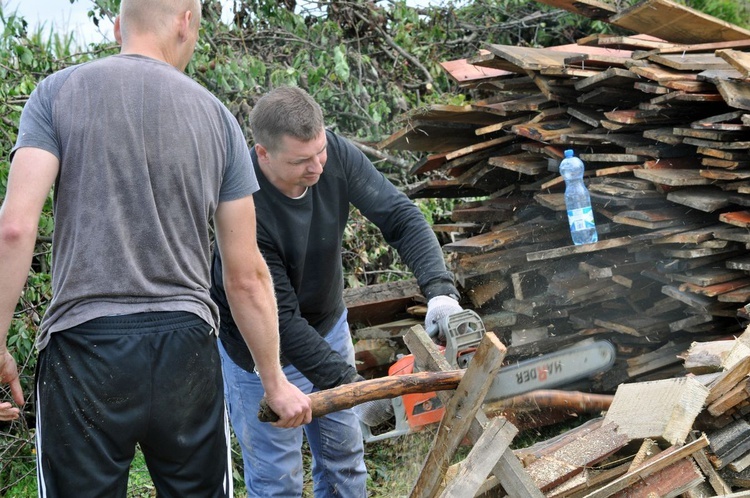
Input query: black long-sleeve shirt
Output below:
<box><xmin>211</xmin><ymin>130</ymin><xmax>458</xmax><ymax>389</ymax></box>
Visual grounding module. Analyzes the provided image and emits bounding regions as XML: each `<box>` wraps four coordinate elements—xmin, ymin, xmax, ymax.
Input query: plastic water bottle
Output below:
<box><xmin>559</xmin><ymin>149</ymin><xmax>598</xmax><ymax>245</ymax></box>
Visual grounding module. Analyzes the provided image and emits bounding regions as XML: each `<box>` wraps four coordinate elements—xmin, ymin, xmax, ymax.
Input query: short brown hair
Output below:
<box><xmin>249</xmin><ymin>86</ymin><xmax>325</xmax><ymax>152</ymax></box>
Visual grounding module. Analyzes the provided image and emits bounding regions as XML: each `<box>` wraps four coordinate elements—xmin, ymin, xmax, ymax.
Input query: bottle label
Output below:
<box><xmin>567</xmin><ymin>207</ymin><xmax>595</xmax><ymax>231</ymax></box>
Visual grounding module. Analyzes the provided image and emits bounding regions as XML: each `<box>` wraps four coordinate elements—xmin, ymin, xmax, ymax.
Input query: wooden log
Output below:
<box><xmin>258</xmin><ymin>370</ymin><xmax>465</xmax><ymax>422</ymax></box>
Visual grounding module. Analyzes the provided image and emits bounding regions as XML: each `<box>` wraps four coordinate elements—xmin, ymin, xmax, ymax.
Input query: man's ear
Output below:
<box><xmin>114</xmin><ymin>15</ymin><xmax>123</xmax><ymax>45</ymax></box>
<box><xmin>177</xmin><ymin>10</ymin><xmax>193</xmax><ymax>41</ymax></box>
<box><xmin>255</xmin><ymin>144</ymin><xmax>270</xmax><ymax>162</ymax></box>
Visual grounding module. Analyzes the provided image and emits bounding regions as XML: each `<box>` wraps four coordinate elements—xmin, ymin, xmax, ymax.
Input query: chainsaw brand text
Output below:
<box><xmin>515</xmin><ymin>360</ymin><xmax>564</xmax><ymax>385</ymax></box>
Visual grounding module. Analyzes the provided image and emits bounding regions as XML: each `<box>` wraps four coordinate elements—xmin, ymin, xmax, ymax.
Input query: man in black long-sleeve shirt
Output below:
<box><xmin>211</xmin><ymin>86</ymin><xmax>462</xmax><ymax>497</ymax></box>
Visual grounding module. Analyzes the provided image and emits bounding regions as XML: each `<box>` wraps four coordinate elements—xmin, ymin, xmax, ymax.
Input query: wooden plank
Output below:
<box><xmin>706</xmin><ymin>355</ymin><xmax>750</xmax><ymax>405</ymax></box>
<box><xmin>716</xmin><ymin>49</ymin><xmax>750</xmax><ymax>79</ymax></box>
<box><xmin>633</xmin><ymin>168</ymin><xmax>711</xmax><ymax>186</ymax></box>
<box><xmin>377</xmin><ymin>121</ymin><xmax>484</xmax><ymax>153</ymax></box>
<box><xmin>716</xmin><ymin>80</ymin><xmax>750</xmax><ymax>112</ymax></box>
<box><xmin>344</xmin><ymin>279</ymin><xmax>422</xmax><ymax>327</ymax></box>
<box><xmin>603</xmin><ymin>377</ymin><xmax>709</xmax><ymax>444</ymax></box>
<box><xmin>608</xmin><ymin>0</ymin><xmax>750</xmax><ymax>44</ymax></box>
<box><xmin>524</xmin><ymin>422</ymin><xmax>628</xmax><ymax>492</ymax></box>
<box><xmin>574</xmin><ymin>67</ymin><xmax>640</xmax><ymax>91</ymax></box>
<box><xmin>440</xmin><ymin>53</ymin><xmax>513</xmax><ymax>87</ymax></box>
<box><xmin>708</xmin><ymin>418</ymin><xmax>750</xmax><ymax>469</ymax></box>
<box><xmin>719</xmin><ymin>211</ymin><xmax>750</xmax><ymax>228</ymax></box>
<box><xmin>630</xmin><ymin>63</ymin><xmax>700</xmax><ymax>83</ymax></box>
<box><xmin>526</xmin><ymin>226</ymin><xmax>699</xmax><ymax>261</ymax></box>
<box><xmin>444</xmin><ymin>134</ymin><xmax>516</xmax><ymax>161</ymax></box>
<box><xmin>577</xmin><ymin>33</ymin><xmax>677</xmax><ymax>50</ymax></box>
<box><xmin>649</xmin><ymin>53</ymin><xmax>733</xmax><ymax>71</ymax></box>
<box><xmin>483</xmin><ymin>44</ymin><xmax>579</xmax><ymax>72</ymax></box>
<box><xmin>409</xmin><ymin>333</ymin><xmax>507</xmax><ymax>498</ymax></box>
<box><xmin>582</xmin><ymin>435</ymin><xmax>709</xmax><ymax>498</ymax></box>
<box><xmin>680</xmin><ymin>278</ymin><xmax>750</xmax><ymax>298</ymax></box>
<box><xmin>667</xmin><ymin>188</ymin><xmax>732</xmax><ymax>212</ymax></box>
<box><xmin>403</xmin><ymin>326</ymin><xmax>544</xmax><ymax>498</ymax></box>
<box><xmin>401</xmin><ymin>104</ymin><xmax>505</xmax><ymax>126</ymax></box>
<box><xmin>647</xmin><ymin>39</ymin><xmax>750</xmax><ymax>56</ymax></box>
<box><xmin>610</xmin><ymin>457</ymin><xmax>703</xmax><ymax>498</ymax></box>
<box><xmin>533</xmin><ymin>0</ymin><xmax>616</xmax><ymax>19</ymax></box>
<box><xmin>438</xmin><ymin>417</ymin><xmax>516</xmax><ymax>498</ymax></box>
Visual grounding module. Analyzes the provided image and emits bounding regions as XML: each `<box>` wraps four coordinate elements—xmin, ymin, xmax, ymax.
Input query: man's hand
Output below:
<box><xmin>264</xmin><ymin>379</ymin><xmax>312</xmax><ymax>429</ymax></box>
<box><xmin>425</xmin><ymin>295</ymin><xmax>464</xmax><ymax>339</ymax></box>
<box><xmin>0</xmin><ymin>349</ymin><xmax>24</xmax><ymax>421</ymax></box>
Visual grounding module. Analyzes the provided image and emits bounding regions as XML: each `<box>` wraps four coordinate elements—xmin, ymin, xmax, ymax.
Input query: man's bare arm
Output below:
<box><xmin>214</xmin><ymin>196</ymin><xmax>312</xmax><ymax>427</ymax></box>
<box><xmin>0</xmin><ymin>147</ymin><xmax>60</xmax><ymax>416</ymax></box>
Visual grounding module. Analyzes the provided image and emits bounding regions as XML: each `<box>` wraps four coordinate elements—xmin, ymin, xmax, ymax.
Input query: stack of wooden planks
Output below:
<box><xmin>342</xmin><ymin>0</ymin><xmax>750</xmax><ymax>496</ymax></box>
<box><xmin>362</xmin><ymin>0</ymin><xmax>750</xmax><ymax>391</ymax></box>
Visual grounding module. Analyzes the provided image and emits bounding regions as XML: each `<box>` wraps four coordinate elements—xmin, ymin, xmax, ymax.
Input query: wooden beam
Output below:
<box><xmin>409</xmin><ymin>332</ymin><xmax>508</xmax><ymax>498</ymax></box>
<box><xmin>438</xmin><ymin>417</ymin><xmax>517</xmax><ymax>498</ymax></box>
<box><xmin>403</xmin><ymin>326</ymin><xmax>544</xmax><ymax>498</ymax></box>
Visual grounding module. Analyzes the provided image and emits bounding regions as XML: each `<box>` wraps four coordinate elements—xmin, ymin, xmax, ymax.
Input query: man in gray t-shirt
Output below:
<box><xmin>0</xmin><ymin>0</ymin><xmax>311</xmax><ymax>496</ymax></box>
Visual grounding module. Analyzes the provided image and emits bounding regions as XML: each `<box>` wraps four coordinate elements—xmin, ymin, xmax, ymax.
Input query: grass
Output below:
<box><xmin>2</xmin><ymin>415</ymin><xmax>595</xmax><ymax>497</ymax></box>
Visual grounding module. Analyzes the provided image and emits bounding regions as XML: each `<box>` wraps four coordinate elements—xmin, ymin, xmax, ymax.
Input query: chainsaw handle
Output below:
<box><xmin>257</xmin><ymin>370</ymin><xmax>465</xmax><ymax>423</ymax></box>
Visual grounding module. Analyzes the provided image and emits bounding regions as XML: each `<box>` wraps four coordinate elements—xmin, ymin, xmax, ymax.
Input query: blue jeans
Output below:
<box><xmin>219</xmin><ymin>311</ymin><xmax>367</xmax><ymax>497</ymax></box>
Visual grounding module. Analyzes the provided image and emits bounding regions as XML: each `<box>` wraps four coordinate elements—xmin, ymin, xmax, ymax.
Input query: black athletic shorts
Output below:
<box><xmin>35</xmin><ymin>311</ymin><xmax>232</xmax><ymax>498</ymax></box>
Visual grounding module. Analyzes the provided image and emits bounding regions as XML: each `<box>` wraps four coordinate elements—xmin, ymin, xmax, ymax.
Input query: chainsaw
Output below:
<box><xmin>359</xmin><ymin>309</ymin><xmax>616</xmax><ymax>442</ymax></box>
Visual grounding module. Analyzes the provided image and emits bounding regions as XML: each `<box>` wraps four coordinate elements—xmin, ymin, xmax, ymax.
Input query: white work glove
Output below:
<box><xmin>425</xmin><ymin>295</ymin><xmax>463</xmax><ymax>340</ymax></box>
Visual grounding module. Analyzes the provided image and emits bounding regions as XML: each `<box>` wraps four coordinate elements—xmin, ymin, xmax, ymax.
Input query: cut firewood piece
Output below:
<box><xmin>708</xmin><ymin>418</ymin><xmax>750</xmax><ymax>470</ymax></box>
<box><xmin>608</xmin><ymin>0</ymin><xmax>750</xmax><ymax>44</ymax></box>
<box><xmin>523</xmin><ymin>422</ymin><xmax>627</xmax><ymax>492</ymax></box>
<box><xmin>603</xmin><ymin>376</ymin><xmax>709</xmax><ymax>444</ymax></box>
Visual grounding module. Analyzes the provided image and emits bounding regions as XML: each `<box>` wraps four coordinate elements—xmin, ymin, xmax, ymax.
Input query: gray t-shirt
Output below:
<box><xmin>12</xmin><ymin>54</ymin><xmax>258</xmax><ymax>349</ymax></box>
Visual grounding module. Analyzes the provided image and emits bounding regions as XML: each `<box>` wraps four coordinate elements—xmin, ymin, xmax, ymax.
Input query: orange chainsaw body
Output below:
<box><xmin>388</xmin><ymin>354</ymin><xmax>445</xmax><ymax>431</ymax></box>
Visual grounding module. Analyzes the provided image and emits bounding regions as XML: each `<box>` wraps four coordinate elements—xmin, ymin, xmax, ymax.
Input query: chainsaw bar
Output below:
<box><xmin>484</xmin><ymin>339</ymin><xmax>616</xmax><ymax>402</ymax></box>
